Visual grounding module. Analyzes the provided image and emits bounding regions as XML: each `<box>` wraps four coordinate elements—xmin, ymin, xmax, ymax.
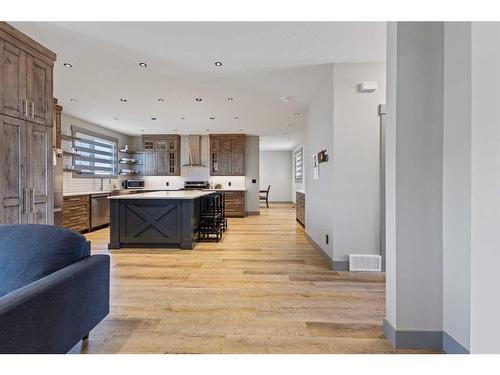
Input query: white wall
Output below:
<box><xmin>260</xmin><ymin>151</ymin><xmax>292</xmax><ymax>202</ymax></box>
<box><xmin>304</xmin><ymin>66</ymin><xmax>335</xmax><ymax>258</ymax></box>
<box><xmin>469</xmin><ymin>22</ymin><xmax>500</xmax><ymax>354</ymax></box>
<box><xmin>443</xmin><ymin>22</ymin><xmax>471</xmax><ymax>351</ymax></box>
<box><xmin>331</xmin><ymin>63</ymin><xmax>386</xmax><ymax>262</ymax></box>
<box><xmin>385</xmin><ymin>22</ymin><xmax>444</xmax><ymax>333</ymax></box>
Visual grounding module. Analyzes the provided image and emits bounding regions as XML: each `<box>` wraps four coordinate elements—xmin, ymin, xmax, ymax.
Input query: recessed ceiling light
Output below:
<box><xmin>280</xmin><ymin>96</ymin><xmax>291</xmax><ymax>102</ymax></box>
<box><xmin>120</xmin><ymin>98</ymin><xmax>127</xmax><ymax>102</ymax></box>
<box><xmin>288</xmin><ymin>123</ymin><xmax>293</xmax><ymax>127</ymax></box>
<box><xmin>239</xmin><ymin>128</ymin><xmax>243</xmax><ymax>131</ymax></box>
<box><xmin>139</xmin><ymin>62</ymin><xmax>147</xmax><ymax>67</ymax></box>
<box><xmin>181</xmin><ymin>117</ymin><xmax>186</xmax><ymax>120</ymax></box>
<box><xmin>206</xmin><ymin>129</ymin><xmax>210</xmax><ymax>132</ymax></box>
<box><xmin>195</xmin><ymin>98</ymin><xmax>202</xmax><ymax>102</ymax></box>
<box><xmin>158</xmin><ymin>98</ymin><xmax>164</xmax><ymax>102</ymax></box>
<box><xmin>214</xmin><ymin>61</ymin><xmax>223</xmax><ymax>67</ymax></box>
<box><xmin>295</xmin><ymin>112</ymin><xmax>300</xmax><ymax>116</ymax></box>
<box><xmin>63</xmin><ymin>63</ymin><xmax>72</xmax><ymax>68</ymax></box>
<box><xmin>234</xmin><ymin>116</ymin><xmax>239</xmax><ymax>120</ymax></box>
<box><xmin>283</xmin><ymin>132</ymin><xmax>288</xmax><ymax>135</ymax></box>
<box><xmin>113</xmin><ymin>117</ymin><xmax>118</xmax><ymax>120</ymax></box>
<box><xmin>151</xmin><ymin>117</ymin><xmax>157</xmax><ymax>120</ymax></box>
<box><xmin>70</xmin><ymin>98</ymin><xmax>77</xmax><ymax>102</ymax></box>
<box><xmin>227</xmin><ymin>97</ymin><xmax>234</xmax><ymax>101</ymax></box>
<box><xmin>287</xmin><ymin>139</ymin><xmax>291</xmax><ymax>141</ymax></box>
<box><xmin>209</xmin><ymin>117</ymin><xmax>215</xmax><ymax>120</ymax></box>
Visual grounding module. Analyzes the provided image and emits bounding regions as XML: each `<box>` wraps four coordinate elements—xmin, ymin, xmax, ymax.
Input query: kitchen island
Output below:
<box><xmin>107</xmin><ymin>190</ymin><xmax>213</xmax><ymax>250</ymax></box>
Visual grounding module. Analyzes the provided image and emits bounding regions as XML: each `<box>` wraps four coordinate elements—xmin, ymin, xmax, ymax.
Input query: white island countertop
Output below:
<box><xmin>108</xmin><ymin>190</ymin><xmax>214</xmax><ymax>200</ymax></box>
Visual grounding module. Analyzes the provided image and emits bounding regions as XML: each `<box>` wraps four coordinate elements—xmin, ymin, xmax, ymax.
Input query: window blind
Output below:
<box><xmin>295</xmin><ymin>147</ymin><xmax>303</xmax><ymax>183</ymax></box>
<box><xmin>72</xmin><ymin>126</ymin><xmax>118</xmax><ymax>177</ymax></box>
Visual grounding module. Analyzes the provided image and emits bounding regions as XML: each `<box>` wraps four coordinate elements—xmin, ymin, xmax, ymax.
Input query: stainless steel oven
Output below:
<box><xmin>122</xmin><ymin>179</ymin><xmax>145</xmax><ymax>189</ymax></box>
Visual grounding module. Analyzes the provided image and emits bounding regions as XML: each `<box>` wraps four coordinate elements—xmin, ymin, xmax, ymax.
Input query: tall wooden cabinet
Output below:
<box><xmin>0</xmin><ymin>23</ymin><xmax>55</xmax><ymax>225</ymax></box>
<box><xmin>210</xmin><ymin>134</ymin><xmax>246</xmax><ymax>176</ymax></box>
<box><xmin>142</xmin><ymin>135</ymin><xmax>180</xmax><ymax>176</ymax></box>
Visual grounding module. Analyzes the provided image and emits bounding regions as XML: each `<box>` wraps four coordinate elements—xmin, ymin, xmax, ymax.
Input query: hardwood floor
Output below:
<box><xmin>71</xmin><ymin>203</ymin><xmax>436</xmax><ymax>354</ymax></box>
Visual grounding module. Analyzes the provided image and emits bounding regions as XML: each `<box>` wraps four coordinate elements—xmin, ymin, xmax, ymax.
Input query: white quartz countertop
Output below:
<box><xmin>64</xmin><ymin>190</ymin><xmax>115</xmax><ymax>197</ymax></box>
<box><xmin>108</xmin><ymin>190</ymin><xmax>214</xmax><ymax>200</ymax></box>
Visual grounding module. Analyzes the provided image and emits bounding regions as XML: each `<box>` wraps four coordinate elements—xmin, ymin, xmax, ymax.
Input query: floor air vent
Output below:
<box><xmin>348</xmin><ymin>254</ymin><xmax>382</xmax><ymax>272</ymax></box>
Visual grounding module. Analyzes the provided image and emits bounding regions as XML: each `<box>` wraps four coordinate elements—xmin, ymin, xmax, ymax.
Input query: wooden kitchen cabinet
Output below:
<box><xmin>209</xmin><ymin>134</ymin><xmax>245</xmax><ymax>176</ymax></box>
<box><xmin>224</xmin><ymin>191</ymin><xmax>245</xmax><ymax>217</ymax></box>
<box><xmin>0</xmin><ymin>23</ymin><xmax>55</xmax><ymax>225</ymax></box>
<box><xmin>141</xmin><ymin>134</ymin><xmax>180</xmax><ymax>176</ymax></box>
<box><xmin>63</xmin><ymin>195</ymin><xmax>90</xmax><ymax>233</ymax></box>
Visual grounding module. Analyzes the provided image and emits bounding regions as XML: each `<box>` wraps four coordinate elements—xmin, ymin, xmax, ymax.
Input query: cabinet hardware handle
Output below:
<box><xmin>22</xmin><ymin>188</ymin><xmax>27</xmax><ymax>214</ymax></box>
<box><xmin>23</xmin><ymin>100</ymin><xmax>28</xmax><ymax>118</ymax></box>
<box><xmin>30</xmin><ymin>102</ymin><xmax>35</xmax><ymax>120</ymax></box>
<box><xmin>30</xmin><ymin>188</ymin><xmax>34</xmax><ymax>213</ymax></box>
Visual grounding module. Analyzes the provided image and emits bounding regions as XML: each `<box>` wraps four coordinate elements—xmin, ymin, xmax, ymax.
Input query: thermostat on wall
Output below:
<box><xmin>359</xmin><ymin>82</ymin><xmax>378</xmax><ymax>93</ymax></box>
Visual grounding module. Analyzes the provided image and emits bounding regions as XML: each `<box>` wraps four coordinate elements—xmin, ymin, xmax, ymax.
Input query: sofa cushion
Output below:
<box><xmin>0</xmin><ymin>224</ymin><xmax>90</xmax><ymax>298</ymax></box>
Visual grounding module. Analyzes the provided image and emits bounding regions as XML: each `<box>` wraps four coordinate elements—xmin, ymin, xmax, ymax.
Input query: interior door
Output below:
<box><xmin>26</xmin><ymin>55</ymin><xmax>52</xmax><ymax>126</ymax></box>
<box><xmin>26</xmin><ymin>121</ymin><xmax>53</xmax><ymax>224</ymax></box>
<box><xmin>0</xmin><ymin>115</ymin><xmax>27</xmax><ymax>224</ymax></box>
<box><xmin>0</xmin><ymin>40</ymin><xmax>27</xmax><ymax>119</ymax></box>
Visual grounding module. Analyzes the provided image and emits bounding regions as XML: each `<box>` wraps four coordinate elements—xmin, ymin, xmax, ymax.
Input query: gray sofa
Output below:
<box><xmin>0</xmin><ymin>224</ymin><xmax>110</xmax><ymax>354</ymax></box>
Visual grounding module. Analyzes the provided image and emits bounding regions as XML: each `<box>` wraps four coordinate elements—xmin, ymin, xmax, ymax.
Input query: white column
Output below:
<box><xmin>384</xmin><ymin>22</ymin><xmax>444</xmax><ymax>349</ymax></box>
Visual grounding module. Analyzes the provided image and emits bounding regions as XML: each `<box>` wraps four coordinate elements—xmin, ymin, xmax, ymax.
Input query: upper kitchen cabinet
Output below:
<box><xmin>209</xmin><ymin>134</ymin><xmax>246</xmax><ymax>176</ymax></box>
<box><xmin>141</xmin><ymin>134</ymin><xmax>180</xmax><ymax>176</ymax></box>
<box><xmin>0</xmin><ymin>23</ymin><xmax>55</xmax><ymax>127</ymax></box>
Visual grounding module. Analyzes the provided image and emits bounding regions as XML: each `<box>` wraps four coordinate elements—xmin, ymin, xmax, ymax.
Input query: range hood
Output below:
<box><xmin>182</xmin><ymin>135</ymin><xmax>206</xmax><ymax>167</ymax></box>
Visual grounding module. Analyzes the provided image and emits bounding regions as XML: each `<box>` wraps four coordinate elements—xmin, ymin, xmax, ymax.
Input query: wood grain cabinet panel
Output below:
<box><xmin>142</xmin><ymin>135</ymin><xmax>180</xmax><ymax>176</ymax></box>
<box><xmin>209</xmin><ymin>135</ymin><xmax>246</xmax><ymax>176</ymax></box>
<box><xmin>63</xmin><ymin>195</ymin><xmax>90</xmax><ymax>233</ymax></box>
<box><xmin>0</xmin><ymin>23</ymin><xmax>55</xmax><ymax>225</ymax></box>
<box><xmin>224</xmin><ymin>191</ymin><xmax>245</xmax><ymax>217</ymax></box>
<box><xmin>0</xmin><ymin>115</ymin><xmax>26</xmax><ymax>224</ymax></box>
<box><xmin>0</xmin><ymin>40</ymin><xmax>27</xmax><ymax>119</ymax></box>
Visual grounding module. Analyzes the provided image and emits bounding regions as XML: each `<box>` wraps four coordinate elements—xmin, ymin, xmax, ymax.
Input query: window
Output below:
<box><xmin>72</xmin><ymin>126</ymin><xmax>118</xmax><ymax>178</ymax></box>
<box><xmin>295</xmin><ymin>147</ymin><xmax>303</xmax><ymax>183</ymax></box>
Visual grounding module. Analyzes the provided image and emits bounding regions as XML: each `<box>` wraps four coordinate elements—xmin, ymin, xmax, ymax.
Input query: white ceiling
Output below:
<box><xmin>12</xmin><ymin>22</ymin><xmax>386</xmax><ymax>150</ymax></box>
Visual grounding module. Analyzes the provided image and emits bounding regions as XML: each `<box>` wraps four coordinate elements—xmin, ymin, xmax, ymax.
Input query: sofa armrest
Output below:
<box><xmin>0</xmin><ymin>255</ymin><xmax>110</xmax><ymax>354</ymax></box>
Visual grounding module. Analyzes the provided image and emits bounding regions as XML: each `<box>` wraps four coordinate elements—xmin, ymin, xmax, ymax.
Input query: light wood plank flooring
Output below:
<box><xmin>71</xmin><ymin>203</ymin><xmax>435</xmax><ymax>354</ymax></box>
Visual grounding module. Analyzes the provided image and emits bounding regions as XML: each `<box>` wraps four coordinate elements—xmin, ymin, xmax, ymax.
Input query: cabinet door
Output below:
<box><xmin>143</xmin><ymin>138</ymin><xmax>154</xmax><ymax>151</ymax></box>
<box><xmin>26</xmin><ymin>122</ymin><xmax>53</xmax><ymax>224</ymax></box>
<box><xmin>210</xmin><ymin>138</ymin><xmax>219</xmax><ymax>151</ymax></box>
<box><xmin>167</xmin><ymin>151</ymin><xmax>179</xmax><ymax>175</ymax></box>
<box><xmin>231</xmin><ymin>138</ymin><xmax>245</xmax><ymax>151</ymax></box>
<box><xmin>143</xmin><ymin>152</ymin><xmax>155</xmax><ymax>175</ymax></box>
<box><xmin>218</xmin><ymin>151</ymin><xmax>232</xmax><ymax>175</ymax></box>
<box><xmin>0</xmin><ymin>41</ymin><xmax>27</xmax><ymax>119</ymax></box>
<box><xmin>26</xmin><ymin>55</ymin><xmax>52</xmax><ymax>126</ymax></box>
<box><xmin>155</xmin><ymin>138</ymin><xmax>169</xmax><ymax>151</ymax></box>
<box><xmin>220</xmin><ymin>139</ymin><xmax>232</xmax><ymax>151</ymax></box>
<box><xmin>155</xmin><ymin>151</ymin><xmax>169</xmax><ymax>175</ymax></box>
<box><xmin>210</xmin><ymin>152</ymin><xmax>219</xmax><ymax>175</ymax></box>
<box><xmin>0</xmin><ymin>115</ymin><xmax>27</xmax><ymax>224</ymax></box>
<box><xmin>232</xmin><ymin>151</ymin><xmax>245</xmax><ymax>175</ymax></box>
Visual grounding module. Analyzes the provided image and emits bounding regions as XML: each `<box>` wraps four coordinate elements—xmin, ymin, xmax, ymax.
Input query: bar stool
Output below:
<box><xmin>198</xmin><ymin>193</ymin><xmax>224</xmax><ymax>242</ymax></box>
